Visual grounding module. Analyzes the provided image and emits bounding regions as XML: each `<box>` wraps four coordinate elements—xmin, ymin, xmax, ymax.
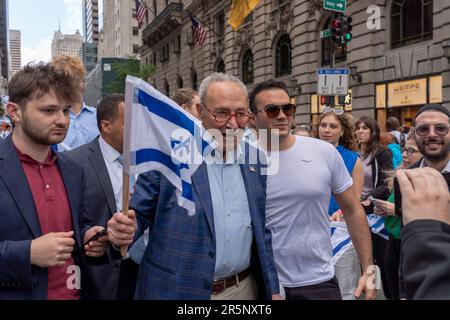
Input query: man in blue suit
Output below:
<box><xmin>0</xmin><ymin>63</ymin><xmax>108</xmax><ymax>300</ymax></box>
<box><xmin>108</xmin><ymin>73</ymin><xmax>281</xmax><ymax>300</ymax></box>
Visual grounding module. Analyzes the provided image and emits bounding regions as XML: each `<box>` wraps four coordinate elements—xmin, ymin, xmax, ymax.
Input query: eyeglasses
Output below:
<box><xmin>322</xmin><ymin>107</ymin><xmax>344</xmax><ymax>116</ymax></box>
<box><xmin>415</xmin><ymin>123</ymin><xmax>450</xmax><ymax>137</ymax></box>
<box><xmin>204</xmin><ymin>105</ymin><xmax>251</xmax><ymax>125</ymax></box>
<box><xmin>403</xmin><ymin>147</ymin><xmax>419</xmax><ymax>156</ymax></box>
<box><xmin>255</xmin><ymin>104</ymin><xmax>297</xmax><ymax>119</ymax></box>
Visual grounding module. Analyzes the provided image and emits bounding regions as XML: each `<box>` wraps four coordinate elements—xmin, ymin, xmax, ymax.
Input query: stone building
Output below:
<box><xmin>51</xmin><ymin>29</ymin><xmax>83</xmax><ymax>60</ymax></box>
<box><xmin>140</xmin><ymin>0</ymin><xmax>450</xmax><ymax>129</ymax></box>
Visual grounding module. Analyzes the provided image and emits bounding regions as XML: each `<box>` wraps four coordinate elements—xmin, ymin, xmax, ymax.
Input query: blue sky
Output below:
<box><xmin>9</xmin><ymin>0</ymin><xmax>83</xmax><ymax>65</ymax></box>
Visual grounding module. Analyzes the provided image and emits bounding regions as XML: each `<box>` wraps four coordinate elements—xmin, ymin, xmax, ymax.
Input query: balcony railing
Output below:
<box><xmin>142</xmin><ymin>2</ymin><xmax>184</xmax><ymax>46</ymax></box>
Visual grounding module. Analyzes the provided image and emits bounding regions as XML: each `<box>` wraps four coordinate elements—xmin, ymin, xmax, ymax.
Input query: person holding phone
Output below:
<box><xmin>398</xmin><ymin>168</ymin><xmax>450</xmax><ymax>299</ymax></box>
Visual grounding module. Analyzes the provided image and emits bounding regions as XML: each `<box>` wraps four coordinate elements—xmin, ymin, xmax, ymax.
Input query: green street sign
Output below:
<box><xmin>320</xmin><ymin>29</ymin><xmax>331</xmax><ymax>39</ymax></box>
<box><xmin>324</xmin><ymin>0</ymin><xmax>347</xmax><ymax>13</ymax></box>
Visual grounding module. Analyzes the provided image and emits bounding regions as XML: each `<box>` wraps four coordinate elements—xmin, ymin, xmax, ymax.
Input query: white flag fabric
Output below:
<box><xmin>123</xmin><ymin>76</ymin><xmax>215</xmax><ymax>215</ymax></box>
<box><xmin>367</xmin><ymin>214</ymin><xmax>389</xmax><ymax>240</ymax></box>
<box><xmin>331</xmin><ymin>221</ymin><xmax>353</xmax><ymax>265</ymax></box>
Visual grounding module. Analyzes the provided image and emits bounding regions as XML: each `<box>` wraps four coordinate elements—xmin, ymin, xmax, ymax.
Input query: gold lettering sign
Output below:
<box><xmin>388</xmin><ymin>79</ymin><xmax>427</xmax><ymax>107</ymax></box>
<box><xmin>429</xmin><ymin>76</ymin><xmax>443</xmax><ymax>104</ymax></box>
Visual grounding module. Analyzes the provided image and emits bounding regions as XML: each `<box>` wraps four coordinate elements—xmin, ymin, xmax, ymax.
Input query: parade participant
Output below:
<box><xmin>171</xmin><ymin>88</ymin><xmax>200</xmax><ymax>118</ymax></box>
<box><xmin>107</xmin><ymin>73</ymin><xmax>281</xmax><ymax>300</ymax></box>
<box><xmin>0</xmin><ymin>62</ymin><xmax>108</xmax><ymax>300</ymax></box>
<box><xmin>251</xmin><ymin>80</ymin><xmax>375</xmax><ymax>300</ymax></box>
<box><xmin>318</xmin><ymin>110</ymin><xmax>363</xmax><ymax>299</ymax></box>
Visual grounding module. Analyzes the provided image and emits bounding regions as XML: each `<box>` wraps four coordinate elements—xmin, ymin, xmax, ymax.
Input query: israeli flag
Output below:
<box><xmin>331</xmin><ymin>221</ymin><xmax>353</xmax><ymax>265</ymax></box>
<box><xmin>367</xmin><ymin>214</ymin><xmax>390</xmax><ymax>240</ymax></box>
<box><xmin>124</xmin><ymin>76</ymin><xmax>216</xmax><ymax>215</ymax></box>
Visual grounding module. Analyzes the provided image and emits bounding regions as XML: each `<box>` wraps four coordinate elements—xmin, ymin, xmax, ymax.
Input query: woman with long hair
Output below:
<box><xmin>318</xmin><ymin>110</ymin><xmax>363</xmax><ymax>300</ymax></box>
<box><xmin>355</xmin><ymin>116</ymin><xmax>393</xmax><ymax>299</ymax></box>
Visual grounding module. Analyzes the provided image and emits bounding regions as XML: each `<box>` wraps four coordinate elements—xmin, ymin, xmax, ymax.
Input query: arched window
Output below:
<box><xmin>242</xmin><ymin>50</ymin><xmax>254</xmax><ymax>85</ymax></box>
<box><xmin>177</xmin><ymin>75</ymin><xmax>184</xmax><ymax>89</ymax></box>
<box><xmin>216</xmin><ymin>58</ymin><xmax>225</xmax><ymax>73</ymax></box>
<box><xmin>391</xmin><ymin>0</ymin><xmax>433</xmax><ymax>49</ymax></box>
<box><xmin>275</xmin><ymin>34</ymin><xmax>292</xmax><ymax>77</ymax></box>
<box><xmin>191</xmin><ymin>69</ymin><xmax>198</xmax><ymax>91</ymax></box>
<box><xmin>164</xmin><ymin>79</ymin><xmax>170</xmax><ymax>96</ymax></box>
<box><xmin>321</xmin><ymin>17</ymin><xmax>347</xmax><ymax>66</ymax></box>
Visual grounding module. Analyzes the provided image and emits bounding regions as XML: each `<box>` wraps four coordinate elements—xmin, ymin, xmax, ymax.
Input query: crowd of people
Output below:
<box><xmin>0</xmin><ymin>54</ymin><xmax>449</xmax><ymax>300</ymax></box>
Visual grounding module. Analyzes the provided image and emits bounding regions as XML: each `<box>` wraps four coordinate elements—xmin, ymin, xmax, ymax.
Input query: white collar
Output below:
<box><xmin>420</xmin><ymin>158</ymin><xmax>450</xmax><ymax>173</ymax></box>
<box><xmin>98</xmin><ymin>136</ymin><xmax>121</xmax><ymax>165</ymax></box>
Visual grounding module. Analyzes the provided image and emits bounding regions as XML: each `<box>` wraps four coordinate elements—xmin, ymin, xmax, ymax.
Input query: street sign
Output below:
<box><xmin>317</xmin><ymin>69</ymin><xmax>350</xmax><ymax>96</ymax></box>
<box><xmin>320</xmin><ymin>29</ymin><xmax>331</xmax><ymax>39</ymax></box>
<box><xmin>324</xmin><ymin>0</ymin><xmax>347</xmax><ymax>13</ymax></box>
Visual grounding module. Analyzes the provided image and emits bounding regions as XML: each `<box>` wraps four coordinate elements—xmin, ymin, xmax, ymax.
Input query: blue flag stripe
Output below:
<box><xmin>133</xmin><ymin>148</ymin><xmax>194</xmax><ymax>201</ymax></box>
<box><xmin>137</xmin><ymin>89</ymin><xmax>210</xmax><ymax>153</ymax></box>
<box><xmin>333</xmin><ymin>236</ymin><xmax>352</xmax><ymax>256</ymax></box>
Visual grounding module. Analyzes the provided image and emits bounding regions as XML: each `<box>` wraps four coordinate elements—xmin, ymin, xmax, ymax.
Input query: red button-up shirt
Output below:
<box><xmin>17</xmin><ymin>146</ymin><xmax>80</xmax><ymax>300</ymax></box>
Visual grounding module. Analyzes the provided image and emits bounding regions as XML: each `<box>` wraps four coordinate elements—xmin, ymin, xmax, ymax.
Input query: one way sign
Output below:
<box><xmin>317</xmin><ymin>69</ymin><xmax>350</xmax><ymax>96</ymax></box>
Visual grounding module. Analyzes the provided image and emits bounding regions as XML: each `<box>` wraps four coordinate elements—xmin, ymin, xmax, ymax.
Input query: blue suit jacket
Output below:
<box><xmin>130</xmin><ymin>150</ymin><xmax>280</xmax><ymax>300</ymax></box>
<box><xmin>0</xmin><ymin>136</ymin><xmax>95</xmax><ymax>300</ymax></box>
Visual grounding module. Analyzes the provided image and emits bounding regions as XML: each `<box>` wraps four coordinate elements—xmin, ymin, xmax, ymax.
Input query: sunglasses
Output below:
<box><xmin>415</xmin><ymin>123</ymin><xmax>450</xmax><ymax>137</ymax></box>
<box><xmin>255</xmin><ymin>104</ymin><xmax>297</xmax><ymax>119</ymax></box>
<box><xmin>322</xmin><ymin>107</ymin><xmax>344</xmax><ymax>116</ymax></box>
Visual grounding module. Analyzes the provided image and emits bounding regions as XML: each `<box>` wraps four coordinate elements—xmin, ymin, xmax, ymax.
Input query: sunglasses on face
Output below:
<box><xmin>415</xmin><ymin>123</ymin><xmax>450</xmax><ymax>137</ymax></box>
<box><xmin>255</xmin><ymin>104</ymin><xmax>297</xmax><ymax>119</ymax></box>
<box><xmin>322</xmin><ymin>107</ymin><xmax>344</xmax><ymax>116</ymax></box>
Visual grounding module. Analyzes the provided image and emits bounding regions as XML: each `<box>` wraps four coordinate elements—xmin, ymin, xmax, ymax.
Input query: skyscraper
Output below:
<box><xmin>51</xmin><ymin>29</ymin><xmax>83</xmax><ymax>60</ymax></box>
<box><xmin>9</xmin><ymin>29</ymin><xmax>21</xmax><ymax>76</ymax></box>
<box><xmin>83</xmin><ymin>0</ymin><xmax>100</xmax><ymax>43</ymax></box>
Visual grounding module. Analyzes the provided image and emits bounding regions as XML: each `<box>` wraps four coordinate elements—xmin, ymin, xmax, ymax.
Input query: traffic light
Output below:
<box><xmin>341</xmin><ymin>16</ymin><xmax>353</xmax><ymax>45</ymax></box>
<box><xmin>321</xmin><ymin>96</ymin><xmax>333</xmax><ymax>106</ymax></box>
<box><xmin>331</xmin><ymin>17</ymin><xmax>342</xmax><ymax>44</ymax></box>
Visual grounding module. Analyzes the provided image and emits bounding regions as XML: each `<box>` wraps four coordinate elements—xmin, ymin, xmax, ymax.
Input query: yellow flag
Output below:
<box><xmin>228</xmin><ymin>0</ymin><xmax>260</xmax><ymax>31</ymax></box>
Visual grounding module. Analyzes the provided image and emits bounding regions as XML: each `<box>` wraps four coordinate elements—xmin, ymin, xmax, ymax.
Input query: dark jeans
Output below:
<box><xmin>384</xmin><ymin>236</ymin><xmax>401</xmax><ymax>300</ymax></box>
<box><xmin>284</xmin><ymin>277</ymin><xmax>342</xmax><ymax>300</ymax></box>
<box><xmin>115</xmin><ymin>258</ymin><xmax>140</xmax><ymax>300</ymax></box>
<box><xmin>372</xmin><ymin>233</ymin><xmax>391</xmax><ymax>299</ymax></box>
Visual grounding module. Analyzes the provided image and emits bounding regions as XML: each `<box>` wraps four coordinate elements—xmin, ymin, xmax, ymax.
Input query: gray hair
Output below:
<box><xmin>198</xmin><ymin>73</ymin><xmax>248</xmax><ymax>105</ymax></box>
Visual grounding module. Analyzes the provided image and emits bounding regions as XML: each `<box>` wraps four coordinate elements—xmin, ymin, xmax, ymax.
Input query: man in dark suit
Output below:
<box><xmin>0</xmin><ymin>62</ymin><xmax>108</xmax><ymax>300</ymax></box>
<box><xmin>66</xmin><ymin>94</ymin><xmax>138</xmax><ymax>300</ymax></box>
<box><xmin>398</xmin><ymin>167</ymin><xmax>450</xmax><ymax>299</ymax></box>
<box><xmin>107</xmin><ymin>73</ymin><xmax>281</xmax><ymax>300</ymax></box>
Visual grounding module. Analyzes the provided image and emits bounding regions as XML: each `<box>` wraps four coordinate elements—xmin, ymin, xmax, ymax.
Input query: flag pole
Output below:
<box><xmin>120</xmin><ymin>174</ymin><xmax>131</xmax><ymax>257</ymax></box>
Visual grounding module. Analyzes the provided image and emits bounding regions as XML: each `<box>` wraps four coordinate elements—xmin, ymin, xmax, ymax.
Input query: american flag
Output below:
<box><xmin>135</xmin><ymin>0</ymin><xmax>148</xmax><ymax>28</ymax></box>
<box><xmin>189</xmin><ymin>13</ymin><xmax>208</xmax><ymax>46</ymax></box>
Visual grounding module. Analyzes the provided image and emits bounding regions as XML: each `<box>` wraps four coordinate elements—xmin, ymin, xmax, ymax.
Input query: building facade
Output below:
<box><xmin>83</xmin><ymin>0</ymin><xmax>100</xmax><ymax>43</ymax></box>
<box><xmin>0</xmin><ymin>0</ymin><xmax>9</xmax><ymax>80</ymax></box>
<box><xmin>51</xmin><ymin>29</ymin><xmax>83</xmax><ymax>60</ymax></box>
<box><xmin>140</xmin><ymin>0</ymin><xmax>450</xmax><ymax>130</ymax></box>
<box><xmin>9</xmin><ymin>29</ymin><xmax>20</xmax><ymax>76</ymax></box>
<box><xmin>98</xmin><ymin>0</ymin><xmax>142</xmax><ymax>59</ymax></box>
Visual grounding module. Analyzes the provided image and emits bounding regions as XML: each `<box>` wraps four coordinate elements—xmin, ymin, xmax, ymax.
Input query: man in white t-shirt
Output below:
<box><xmin>249</xmin><ymin>80</ymin><xmax>376</xmax><ymax>300</ymax></box>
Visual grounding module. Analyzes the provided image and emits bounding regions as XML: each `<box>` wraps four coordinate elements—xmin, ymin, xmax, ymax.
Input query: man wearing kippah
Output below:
<box><xmin>410</xmin><ymin>104</ymin><xmax>450</xmax><ymax>173</ymax></box>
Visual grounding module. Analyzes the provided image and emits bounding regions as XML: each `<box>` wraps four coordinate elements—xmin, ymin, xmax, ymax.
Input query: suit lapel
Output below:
<box><xmin>87</xmin><ymin>140</ymin><xmax>117</xmax><ymax>214</ymax></box>
<box><xmin>0</xmin><ymin>137</ymin><xmax>42</xmax><ymax>238</ymax></box>
<box><xmin>57</xmin><ymin>155</ymin><xmax>82</xmax><ymax>245</ymax></box>
<box><xmin>191</xmin><ymin>163</ymin><xmax>215</xmax><ymax>240</ymax></box>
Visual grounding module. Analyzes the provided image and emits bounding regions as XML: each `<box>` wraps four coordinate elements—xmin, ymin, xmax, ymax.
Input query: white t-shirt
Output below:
<box><xmin>266</xmin><ymin>136</ymin><xmax>353</xmax><ymax>287</ymax></box>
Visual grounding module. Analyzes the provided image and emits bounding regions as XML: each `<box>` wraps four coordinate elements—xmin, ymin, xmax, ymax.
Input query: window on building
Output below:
<box><xmin>216</xmin><ymin>59</ymin><xmax>225</xmax><ymax>73</ymax></box>
<box><xmin>191</xmin><ymin>69</ymin><xmax>198</xmax><ymax>91</ymax></box>
<box><xmin>133</xmin><ymin>44</ymin><xmax>140</xmax><ymax>54</ymax></box>
<box><xmin>242</xmin><ymin>50</ymin><xmax>254</xmax><ymax>85</ymax></box>
<box><xmin>133</xmin><ymin>27</ymin><xmax>139</xmax><ymax>36</ymax></box>
<box><xmin>153</xmin><ymin>0</ymin><xmax>157</xmax><ymax>17</ymax></box>
<box><xmin>215</xmin><ymin>11</ymin><xmax>225</xmax><ymax>40</ymax></box>
<box><xmin>391</xmin><ymin>0</ymin><xmax>433</xmax><ymax>49</ymax></box>
<box><xmin>321</xmin><ymin>17</ymin><xmax>347</xmax><ymax>66</ymax></box>
<box><xmin>275</xmin><ymin>34</ymin><xmax>292</xmax><ymax>77</ymax></box>
<box><xmin>177</xmin><ymin>75</ymin><xmax>184</xmax><ymax>89</ymax></box>
<box><xmin>164</xmin><ymin>79</ymin><xmax>170</xmax><ymax>96</ymax></box>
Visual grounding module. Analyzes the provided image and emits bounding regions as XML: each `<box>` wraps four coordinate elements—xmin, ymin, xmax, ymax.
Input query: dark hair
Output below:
<box><xmin>318</xmin><ymin>112</ymin><xmax>358</xmax><ymax>151</ymax></box>
<box><xmin>171</xmin><ymin>88</ymin><xmax>198</xmax><ymax>107</ymax></box>
<box><xmin>249</xmin><ymin>80</ymin><xmax>289</xmax><ymax>113</ymax></box>
<box><xmin>97</xmin><ymin>94</ymin><xmax>125</xmax><ymax>131</ymax></box>
<box><xmin>355</xmin><ymin>116</ymin><xmax>381</xmax><ymax>162</ymax></box>
<box><xmin>386</xmin><ymin>117</ymin><xmax>400</xmax><ymax>132</ymax></box>
<box><xmin>8</xmin><ymin>62</ymin><xmax>79</xmax><ymax>108</ymax></box>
